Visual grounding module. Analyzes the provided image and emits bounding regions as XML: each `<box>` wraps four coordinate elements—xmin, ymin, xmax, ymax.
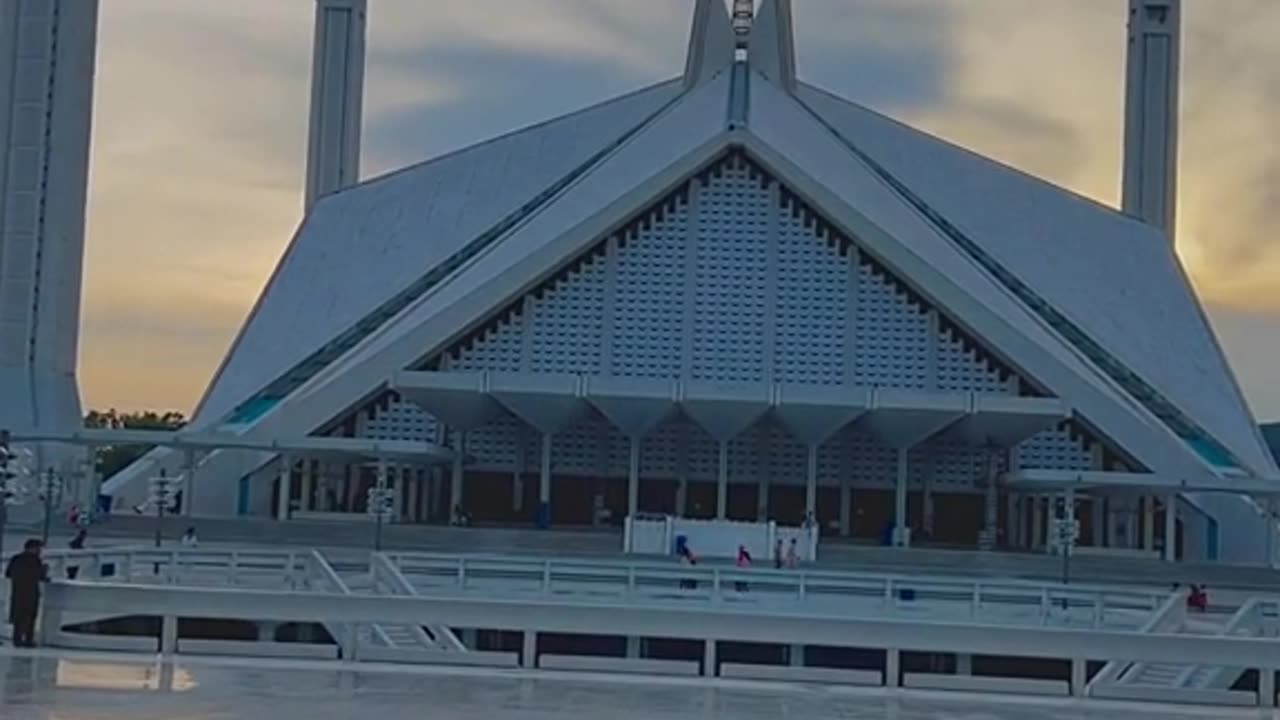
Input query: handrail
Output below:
<box><xmin>42</xmin><ymin>581</ymin><xmax>1280</xmax><ymax>675</ymax></box>
<box><xmin>1176</xmin><ymin>597</ymin><xmax>1280</xmax><ymax>689</ymax></box>
<box><xmin>304</xmin><ymin>550</ymin><xmax>384</xmax><ymax>649</ymax></box>
<box><xmin>386</xmin><ymin>552</ymin><xmax>1169</xmax><ymax>632</ymax></box>
<box><xmin>1088</xmin><ymin>589</ymin><xmax>1186</xmax><ymax>691</ymax></box>
<box><xmin>370</xmin><ymin>553</ymin><xmax>466</xmax><ymax>652</ymax></box>
<box><xmin>385</xmin><ymin>550</ymin><xmax>1164</xmax><ymax>599</ymax></box>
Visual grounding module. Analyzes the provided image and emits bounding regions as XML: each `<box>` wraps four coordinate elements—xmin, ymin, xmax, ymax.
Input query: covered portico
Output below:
<box><xmin>9</xmin><ymin>428</ymin><xmax>456</xmax><ymax>520</ymax></box>
<box><xmin>1004</xmin><ymin>468</ymin><xmax>1280</xmax><ymax>564</ymax></box>
<box><xmin>392</xmin><ymin>370</ymin><xmax>1070</xmax><ymax>544</ymax></box>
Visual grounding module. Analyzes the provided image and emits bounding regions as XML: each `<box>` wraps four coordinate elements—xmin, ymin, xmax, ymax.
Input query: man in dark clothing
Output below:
<box><xmin>6</xmin><ymin>539</ymin><xmax>47</xmax><ymax>647</ymax></box>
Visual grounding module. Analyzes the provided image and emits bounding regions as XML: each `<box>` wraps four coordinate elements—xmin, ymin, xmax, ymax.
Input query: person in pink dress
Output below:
<box><xmin>735</xmin><ymin>545</ymin><xmax>752</xmax><ymax>592</ymax></box>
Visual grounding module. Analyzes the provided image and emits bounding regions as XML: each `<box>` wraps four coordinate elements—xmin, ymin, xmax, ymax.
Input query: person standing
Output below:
<box><xmin>735</xmin><ymin>545</ymin><xmax>752</xmax><ymax>592</ymax></box>
<box><xmin>774</xmin><ymin>538</ymin><xmax>784</xmax><ymax>570</ymax></box>
<box><xmin>786</xmin><ymin>537</ymin><xmax>800</xmax><ymax>569</ymax></box>
<box><xmin>66</xmin><ymin>530</ymin><xmax>87</xmax><ymax>579</ymax></box>
<box><xmin>6</xmin><ymin>539</ymin><xmax>47</xmax><ymax>647</ymax></box>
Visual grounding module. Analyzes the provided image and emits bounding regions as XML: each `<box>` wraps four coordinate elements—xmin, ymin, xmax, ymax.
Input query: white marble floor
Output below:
<box><xmin>0</xmin><ymin>649</ymin><xmax>1276</xmax><ymax>720</ymax></box>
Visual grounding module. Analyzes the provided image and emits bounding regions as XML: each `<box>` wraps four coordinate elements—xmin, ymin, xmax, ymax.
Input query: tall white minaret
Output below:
<box><xmin>1122</xmin><ymin>0</ymin><xmax>1181</xmax><ymax>242</ymax></box>
<box><xmin>305</xmin><ymin>0</ymin><xmax>366</xmax><ymax>212</ymax></box>
<box><xmin>752</xmin><ymin>0</ymin><xmax>797</xmax><ymax>93</ymax></box>
<box><xmin>0</xmin><ymin>0</ymin><xmax>98</xmax><ymax>440</ymax></box>
<box><xmin>683</xmin><ymin>0</ymin><xmax>736</xmax><ymax>88</ymax></box>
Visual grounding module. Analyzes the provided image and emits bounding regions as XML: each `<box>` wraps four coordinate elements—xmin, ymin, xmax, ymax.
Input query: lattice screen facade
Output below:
<box><xmin>349</xmin><ymin>151</ymin><xmax>1099</xmax><ymax>491</ymax></box>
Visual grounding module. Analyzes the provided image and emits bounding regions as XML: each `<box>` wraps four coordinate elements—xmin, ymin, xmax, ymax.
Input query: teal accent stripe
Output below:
<box><xmin>795</xmin><ymin>98</ymin><xmax>1241</xmax><ymax>472</ymax></box>
<box><xmin>220</xmin><ymin>90</ymin><xmax>690</xmax><ymax>429</ymax></box>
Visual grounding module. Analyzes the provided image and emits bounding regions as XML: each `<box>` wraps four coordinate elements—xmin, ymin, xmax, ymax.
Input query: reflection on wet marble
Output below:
<box><xmin>0</xmin><ymin>649</ymin><xmax>1276</xmax><ymax>720</ymax></box>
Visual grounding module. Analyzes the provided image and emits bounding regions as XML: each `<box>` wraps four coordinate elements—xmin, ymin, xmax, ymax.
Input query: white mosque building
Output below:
<box><xmin>88</xmin><ymin>0</ymin><xmax>1278</xmax><ymax>563</ymax></box>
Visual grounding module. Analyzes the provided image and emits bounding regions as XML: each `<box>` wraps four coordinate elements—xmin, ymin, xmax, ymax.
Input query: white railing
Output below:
<box><xmin>301</xmin><ymin>550</ymin><xmax>383</xmax><ymax>651</ymax></box>
<box><xmin>369</xmin><ymin>553</ymin><xmax>465</xmax><ymax>651</ymax></box>
<box><xmin>46</xmin><ymin>547</ymin><xmax>310</xmax><ymax>589</ymax></box>
<box><xmin>39</xmin><ymin>579</ymin><xmax>1280</xmax><ymax>707</ymax></box>
<box><xmin>383</xmin><ymin>552</ymin><xmax>1166</xmax><ymax>631</ymax></box>
<box><xmin>1181</xmin><ymin>597</ymin><xmax>1280</xmax><ymax>689</ymax></box>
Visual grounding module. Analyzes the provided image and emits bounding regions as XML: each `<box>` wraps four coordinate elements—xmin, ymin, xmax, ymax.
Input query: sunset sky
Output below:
<box><xmin>80</xmin><ymin>0</ymin><xmax>1280</xmax><ymax>422</ymax></box>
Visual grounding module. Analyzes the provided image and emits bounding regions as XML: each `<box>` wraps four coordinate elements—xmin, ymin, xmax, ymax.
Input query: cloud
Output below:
<box><xmin>80</xmin><ymin>0</ymin><xmax>1280</xmax><ymax>421</ymax></box>
<box><xmin>803</xmin><ymin>0</ymin><xmax>1280</xmax><ymax>316</ymax></box>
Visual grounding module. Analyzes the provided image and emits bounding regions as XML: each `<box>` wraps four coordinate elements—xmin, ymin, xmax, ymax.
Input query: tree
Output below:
<box><xmin>84</xmin><ymin>409</ymin><xmax>187</xmax><ymax>479</ymax></box>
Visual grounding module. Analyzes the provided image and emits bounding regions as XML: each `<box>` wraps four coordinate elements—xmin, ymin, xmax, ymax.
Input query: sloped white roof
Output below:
<box><xmin>194</xmin><ymin>79</ymin><xmax>684</xmax><ymax>426</ymax></box>
<box><xmin>794</xmin><ymin>83</ymin><xmax>1276</xmax><ymax>478</ymax></box>
<box><xmin>299</xmin><ymin>70</ymin><xmax>736</xmax><ymax>398</ymax></box>
<box><xmin>744</xmin><ymin>73</ymin><xmax>1215</xmax><ymax>482</ymax></box>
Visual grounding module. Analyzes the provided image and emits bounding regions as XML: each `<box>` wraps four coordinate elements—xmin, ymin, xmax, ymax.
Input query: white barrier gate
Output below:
<box><xmin>623</xmin><ymin>515</ymin><xmax>818</xmax><ymax>562</ymax></box>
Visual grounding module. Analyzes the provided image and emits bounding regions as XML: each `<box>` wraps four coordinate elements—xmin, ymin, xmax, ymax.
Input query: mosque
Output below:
<box><xmin>10</xmin><ymin>0</ymin><xmax>1273</xmax><ymax>563</ymax></box>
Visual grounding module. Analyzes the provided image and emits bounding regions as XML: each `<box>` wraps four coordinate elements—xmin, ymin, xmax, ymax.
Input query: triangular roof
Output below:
<box><xmin>219</xmin><ymin>71</ymin><xmax>1249</xmax><ymax>487</ymax></box>
<box><xmin>793</xmin><ymin>83</ymin><xmax>1276</xmax><ymax>478</ymax></box>
<box><xmin>194</xmin><ymin>78</ymin><xmax>684</xmax><ymax>426</ymax></box>
<box><xmin>109</xmin><ymin>1</ymin><xmax>1276</xmax><ymax>508</ymax></box>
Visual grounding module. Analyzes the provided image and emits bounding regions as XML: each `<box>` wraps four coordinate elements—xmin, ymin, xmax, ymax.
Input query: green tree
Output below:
<box><xmin>84</xmin><ymin>409</ymin><xmax>187</xmax><ymax>479</ymax></box>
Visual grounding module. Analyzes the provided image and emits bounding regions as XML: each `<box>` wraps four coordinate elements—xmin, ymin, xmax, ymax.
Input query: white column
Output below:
<box><xmin>1030</xmin><ymin>495</ymin><xmax>1043</xmax><ymax>550</ymax></box>
<box><xmin>299</xmin><ymin>461</ymin><xmax>313</xmax><ymax>513</ymax></box>
<box><xmin>675</xmin><ymin>426</ymin><xmax>689</xmax><ymax>517</ymax></box>
<box><xmin>1006</xmin><ymin>492</ymin><xmax>1019</xmax><ymax>548</ymax></box>
<box><xmin>1143</xmin><ymin>495</ymin><xmax>1156</xmax><ymax>551</ymax></box>
<box><xmin>1105</xmin><ymin>498</ymin><xmax>1119</xmax><ymax>548</ymax></box>
<box><xmin>512</xmin><ymin>429</ymin><xmax>525</xmax><ymax>513</ymax></box>
<box><xmin>922</xmin><ymin>468</ymin><xmax>935</xmax><ymax>537</ymax></box>
<box><xmin>450</xmin><ymin>430</ymin><xmax>465</xmax><ymax>522</ymax></box>
<box><xmin>627</xmin><ymin>436</ymin><xmax>642</xmax><ymax>518</ymax></box>
<box><xmin>181</xmin><ymin>449</ymin><xmax>196</xmax><ymax>516</ymax></box>
<box><xmin>539</xmin><ymin>433</ymin><xmax>553</xmax><ymax>513</ymax></box>
<box><xmin>388</xmin><ymin>470</ymin><xmax>400</xmax><ymax>522</ymax></box>
<box><xmin>756</xmin><ymin>432</ymin><xmax>770</xmax><ymax>522</ymax></box>
<box><xmin>893</xmin><ymin>449</ymin><xmax>910</xmax><ymax>547</ymax></box>
<box><xmin>716</xmin><ymin>440</ymin><xmax>729</xmax><ymax>520</ymax></box>
<box><xmin>1164</xmin><ymin>493</ymin><xmax>1177</xmax><ymax>562</ymax></box>
<box><xmin>404</xmin><ymin>467</ymin><xmax>417</xmax><ymax>522</ymax></box>
<box><xmin>804</xmin><ymin>444</ymin><xmax>818</xmax><ymax>519</ymax></box>
<box><xmin>839</xmin><ymin>474</ymin><xmax>852</xmax><ymax>537</ymax></box>
<box><xmin>276</xmin><ymin>456</ymin><xmax>291</xmax><ymax>521</ymax></box>
<box><xmin>1091</xmin><ymin>496</ymin><xmax>1104</xmax><ymax>547</ymax></box>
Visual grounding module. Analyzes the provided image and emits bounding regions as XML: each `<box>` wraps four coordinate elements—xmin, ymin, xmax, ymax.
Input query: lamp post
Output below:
<box><xmin>148</xmin><ymin>469</ymin><xmax>177</xmax><ymax>548</ymax></box>
<box><xmin>366</xmin><ymin>458</ymin><xmax>393</xmax><ymax>551</ymax></box>
<box><xmin>1053</xmin><ymin>491</ymin><xmax>1080</xmax><ymax>587</ymax></box>
<box><xmin>38</xmin><ymin>467</ymin><xmax>63</xmax><ymax>546</ymax></box>
<box><xmin>0</xmin><ymin>430</ymin><xmax>34</xmax><ymax>559</ymax></box>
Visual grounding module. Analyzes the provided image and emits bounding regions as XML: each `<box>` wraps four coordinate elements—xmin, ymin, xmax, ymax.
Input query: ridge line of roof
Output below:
<box><xmin>795</xmin><ymin>82</ymin><xmax>1170</xmax><ymax>243</ymax></box>
<box><xmin>790</xmin><ymin>87</ymin><xmax>1249</xmax><ymax>475</ymax></box>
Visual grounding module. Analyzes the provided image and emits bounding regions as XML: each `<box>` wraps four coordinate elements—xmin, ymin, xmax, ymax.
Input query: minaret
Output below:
<box><xmin>304</xmin><ymin>0</ymin><xmax>366</xmax><ymax>212</ymax></box>
<box><xmin>684</xmin><ymin>0</ymin><xmax>736</xmax><ymax>88</ymax></box>
<box><xmin>0</xmin><ymin>0</ymin><xmax>99</xmax><ymax>440</ymax></box>
<box><xmin>1122</xmin><ymin>0</ymin><xmax>1181</xmax><ymax>242</ymax></box>
<box><xmin>752</xmin><ymin>0</ymin><xmax>797</xmax><ymax>93</ymax></box>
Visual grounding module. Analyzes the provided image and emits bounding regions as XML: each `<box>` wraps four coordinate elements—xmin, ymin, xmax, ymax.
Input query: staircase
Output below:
<box><xmin>308</xmin><ymin>551</ymin><xmax>467</xmax><ymax>654</ymax></box>
<box><xmin>1090</xmin><ymin>596</ymin><xmax>1277</xmax><ymax>699</ymax></box>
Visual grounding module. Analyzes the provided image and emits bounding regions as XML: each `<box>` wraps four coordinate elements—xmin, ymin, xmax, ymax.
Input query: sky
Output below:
<box><xmin>80</xmin><ymin>0</ymin><xmax>1280</xmax><ymax>422</ymax></box>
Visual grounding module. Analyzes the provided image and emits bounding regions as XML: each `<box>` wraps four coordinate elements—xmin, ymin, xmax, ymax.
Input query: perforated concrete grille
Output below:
<box><xmin>360</xmin><ymin>397</ymin><xmax>436</xmax><ymax>443</ymax></box>
<box><xmin>1016</xmin><ymin>427</ymin><xmax>1093</xmax><ymax>471</ymax></box>
<box><xmin>691</xmin><ymin>157</ymin><xmax>770</xmax><ymax>383</ymax></box>
<box><xmin>775</xmin><ymin>189</ymin><xmax>848</xmax><ymax>385</ymax></box>
<box><xmin>612</xmin><ymin>192</ymin><xmax>688</xmax><ymax>378</ymax></box>
<box><xmin>346</xmin><ymin>151</ymin><xmax>1097</xmax><ymax>484</ymax></box>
